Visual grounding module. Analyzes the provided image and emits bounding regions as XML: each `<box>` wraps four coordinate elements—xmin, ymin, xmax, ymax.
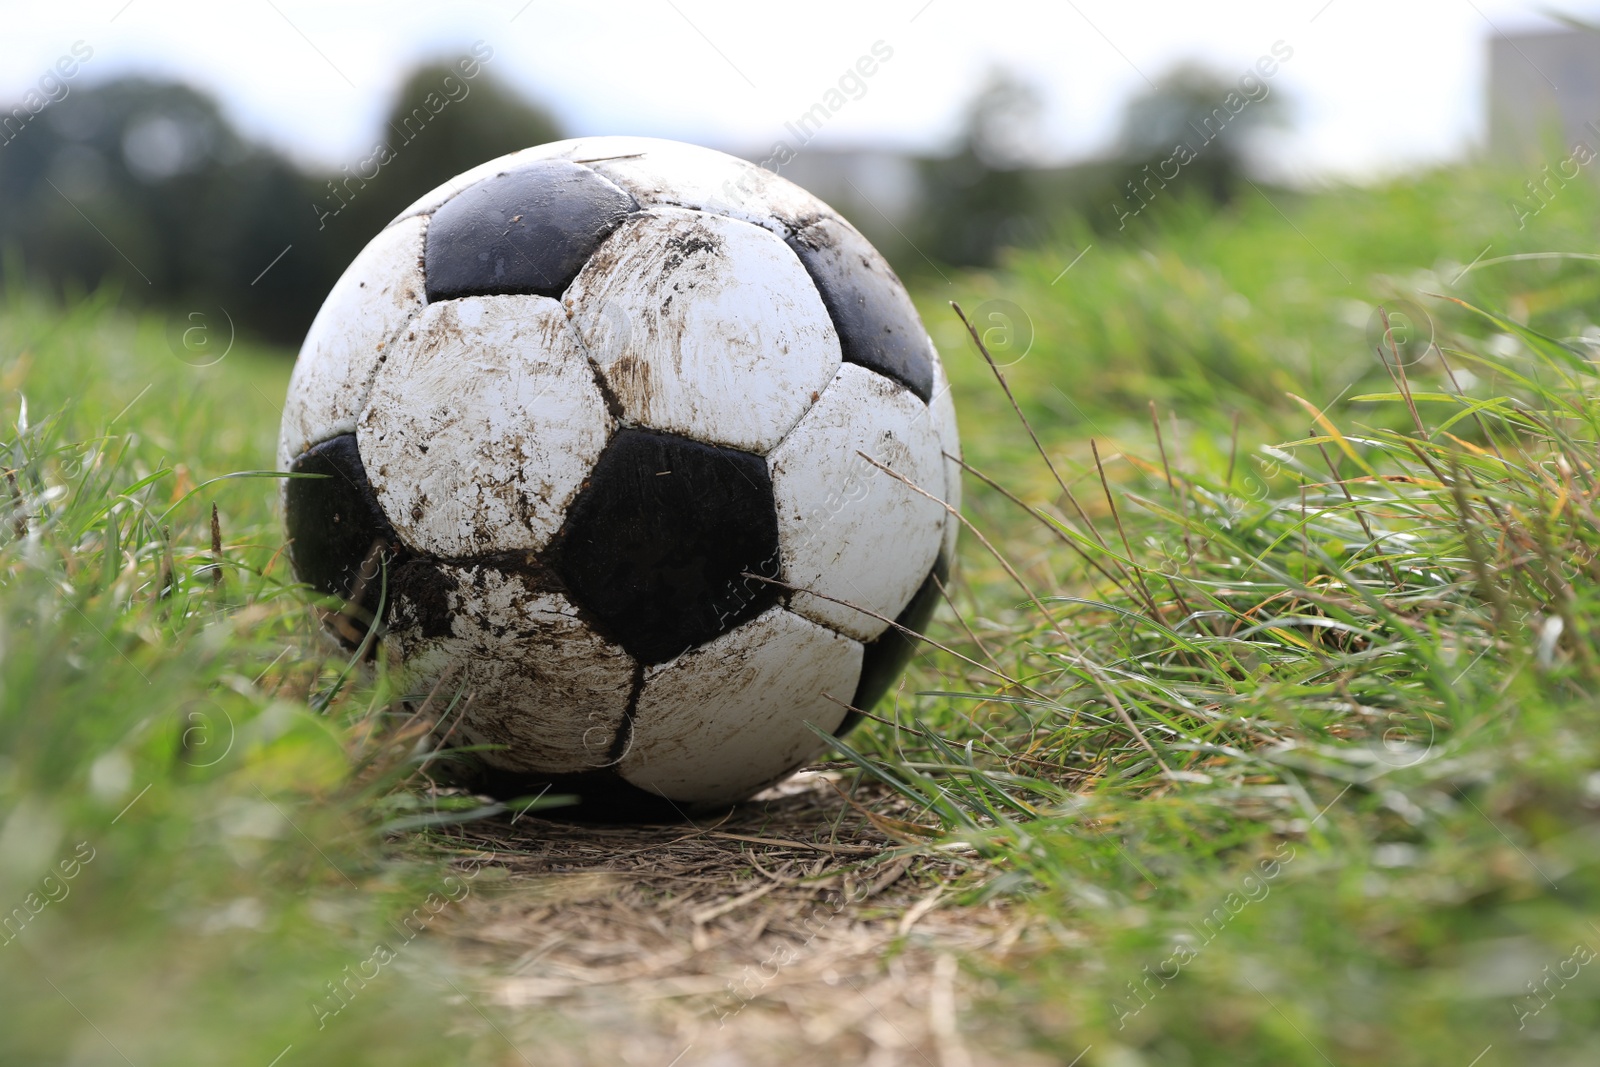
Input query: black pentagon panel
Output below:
<box><xmin>549</xmin><ymin>429</ymin><xmax>781</xmax><ymax>665</ymax></box>
<box><xmin>786</xmin><ymin>215</ymin><xmax>934</xmax><ymax>402</ymax></box>
<box><xmin>840</xmin><ymin>553</ymin><xmax>950</xmax><ymax>737</ymax></box>
<box><xmin>285</xmin><ymin>434</ymin><xmax>398</xmax><ymax>623</ymax></box>
<box><xmin>424</xmin><ymin>159</ymin><xmax>637</xmax><ymax>301</ymax></box>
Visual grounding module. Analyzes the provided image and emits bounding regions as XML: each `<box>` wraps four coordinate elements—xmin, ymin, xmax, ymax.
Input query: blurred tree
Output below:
<box><xmin>1115</xmin><ymin>62</ymin><xmax>1288</xmax><ymax>209</ymax></box>
<box><xmin>895</xmin><ymin>61</ymin><xmax>1295</xmax><ymax>273</ymax></box>
<box><xmin>912</xmin><ymin>70</ymin><xmax>1050</xmax><ymax>269</ymax></box>
<box><xmin>0</xmin><ymin>64</ymin><xmax>565</xmax><ymax>346</ymax></box>
<box><xmin>0</xmin><ymin>79</ymin><xmax>328</xmax><ymax>341</ymax></box>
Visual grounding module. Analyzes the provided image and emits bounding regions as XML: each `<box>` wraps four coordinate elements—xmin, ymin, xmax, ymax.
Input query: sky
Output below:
<box><xmin>4</xmin><ymin>0</ymin><xmax>1599</xmax><ymax>183</ymax></box>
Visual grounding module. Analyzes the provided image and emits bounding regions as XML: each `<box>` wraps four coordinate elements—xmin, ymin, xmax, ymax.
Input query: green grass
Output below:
<box><xmin>869</xmin><ymin>168</ymin><xmax>1600</xmax><ymax>1063</ymax></box>
<box><xmin>0</xmin><ymin>288</ymin><xmax>505</xmax><ymax>1063</ymax></box>
<box><xmin>923</xmin><ymin>166</ymin><xmax>1600</xmax><ymax>474</ymax></box>
<box><xmin>7</xmin><ymin>162</ymin><xmax>1600</xmax><ymax>1064</ymax></box>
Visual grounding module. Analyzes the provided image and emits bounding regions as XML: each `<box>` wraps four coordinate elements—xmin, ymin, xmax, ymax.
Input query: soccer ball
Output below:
<box><xmin>278</xmin><ymin>137</ymin><xmax>960</xmax><ymax>814</ymax></box>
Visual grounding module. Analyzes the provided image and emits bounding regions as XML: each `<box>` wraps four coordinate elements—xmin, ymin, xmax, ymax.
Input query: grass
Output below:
<box><xmin>875</xmin><ymin>168</ymin><xmax>1600</xmax><ymax>1062</ymax></box>
<box><xmin>0</xmin><ymin>287</ymin><xmax>497</xmax><ymax>1063</ymax></box>
<box><xmin>5</xmin><ymin>162</ymin><xmax>1600</xmax><ymax>1064</ymax></box>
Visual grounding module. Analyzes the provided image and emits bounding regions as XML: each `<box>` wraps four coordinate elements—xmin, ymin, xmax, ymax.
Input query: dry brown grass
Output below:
<box><xmin>428</xmin><ymin>768</ymin><xmax>1058</xmax><ymax>1066</ymax></box>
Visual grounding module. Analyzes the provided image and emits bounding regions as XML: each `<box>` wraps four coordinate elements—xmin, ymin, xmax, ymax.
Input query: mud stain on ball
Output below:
<box><xmin>385</xmin><ymin>564</ymin><xmax>637</xmax><ymax>777</ymax></box>
<box><xmin>360</xmin><ymin>295</ymin><xmax>611</xmax><ymax>557</ymax></box>
<box><xmin>566</xmin><ymin>209</ymin><xmax>841</xmax><ymax>454</ymax></box>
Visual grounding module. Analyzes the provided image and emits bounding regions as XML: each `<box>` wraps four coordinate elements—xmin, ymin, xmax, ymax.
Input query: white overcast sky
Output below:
<box><xmin>4</xmin><ymin>0</ymin><xmax>1598</xmax><ymax>182</ymax></box>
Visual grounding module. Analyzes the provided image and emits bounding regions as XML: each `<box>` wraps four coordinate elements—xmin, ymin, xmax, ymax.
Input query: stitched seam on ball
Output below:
<box><xmin>600</xmin><ymin>662</ymin><xmax>646</xmax><ymax>767</ymax></box>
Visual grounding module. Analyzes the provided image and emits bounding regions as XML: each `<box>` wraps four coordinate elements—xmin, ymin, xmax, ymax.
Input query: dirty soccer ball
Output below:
<box><xmin>278</xmin><ymin>137</ymin><xmax>960</xmax><ymax>813</ymax></box>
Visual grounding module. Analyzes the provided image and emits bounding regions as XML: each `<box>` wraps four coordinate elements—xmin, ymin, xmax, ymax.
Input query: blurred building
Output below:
<box><xmin>727</xmin><ymin>145</ymin><xmax>924</xmax><ymax>264</ymax></box>
<box><xmin>1488</xmin><ymin>28</ymin><xmax>1600</xmax><ymax>160</ymax></box>
<box><xmin>756</xmin><ymin>147</ymin><xmax>922</xmax><ymax>232</ymax></box>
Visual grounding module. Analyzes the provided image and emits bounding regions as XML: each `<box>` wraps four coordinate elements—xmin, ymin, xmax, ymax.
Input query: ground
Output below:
<box><xmin>443</xmin><ymin>773</ymin><xmax>1040</xmax><ymax>1067</ymax></box>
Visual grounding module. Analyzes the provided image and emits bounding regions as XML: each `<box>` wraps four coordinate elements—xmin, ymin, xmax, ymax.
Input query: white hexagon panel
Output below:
<box><xmin>582</xmin><ymin>136</ymin><xmax>830</xmax><ymax>236</ymax></box>
<box><xmin>768</xmin><ymin>364</ymin><xmax>947</xmax><ymax>642</ymax></box>
<box><xmin>357</xmin><ymin>295</ymin><xmax>611</xmax><ymax>557</ymax></box>
<box><xmin>566</xmin><ymin>208</ymin><xmax>842</xmax><ymax>454</ymax></box>
<box><xmin>620</xmin><ymin>607</ymin><xmax>862</xmax><ymax>807</ymax></box>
